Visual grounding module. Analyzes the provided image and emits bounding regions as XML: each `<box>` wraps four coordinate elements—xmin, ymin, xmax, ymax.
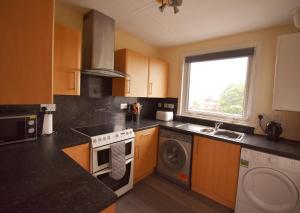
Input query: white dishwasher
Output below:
<box><xmin>235</xmin><ymin>148</ymin><xmax>300</xmax><ymax>213</ymax></box>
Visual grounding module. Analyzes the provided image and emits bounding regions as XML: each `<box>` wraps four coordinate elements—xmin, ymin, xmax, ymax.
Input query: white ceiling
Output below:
<box><xmin>59</xmin><ymin>0</ymin><xmax>300</xmax><ymax>47</ymax></box>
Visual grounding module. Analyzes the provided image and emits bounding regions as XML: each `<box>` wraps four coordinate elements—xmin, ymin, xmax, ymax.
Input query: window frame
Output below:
<box><xmin>178</xmin><ymin>45</ymin><xmax>259</xmax><ymax>126</ymax></box>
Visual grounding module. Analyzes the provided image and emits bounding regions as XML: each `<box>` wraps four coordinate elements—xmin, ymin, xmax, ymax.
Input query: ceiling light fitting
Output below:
<box><xmin>158</xmin><ymin>0</ymin><xmax>183</xmax><ymax>14</ymax></box>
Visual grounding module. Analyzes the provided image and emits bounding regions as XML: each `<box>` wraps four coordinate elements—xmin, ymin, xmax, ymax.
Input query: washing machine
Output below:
<box><xmin>235</xmin><ymin>148</ymin><xmax>300</xmax><ymax>213</ymax></box>
<box><xmin>157</xmin><ymin>128</ymin><xmax>192</xmax><ymax>188</ymax></box>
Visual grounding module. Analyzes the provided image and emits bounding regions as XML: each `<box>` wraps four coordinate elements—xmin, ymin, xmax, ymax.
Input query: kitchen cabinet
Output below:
<box><xmin>100</xmin><ymin>204</ymin><xmax>116</xmax><ymax>213</ymax></box>
<box><xmin>54</xmin><ymin>24</ymin><xmax>81</xmax><ymax>96</ymax></box>
<box><xmin>62</xmin><ymin>143</ymin><xmax>90</xmax><ymax>172</ymax></box>
<box><xmin>113</xmin><ymin>49</ymin><xmax>149</xmax><ymax>97</ymax></box>
<box><xmin>148</xmin><ymin>58</ymin><xmax>168</xmax><ymax>97</ymax></box>
<box><xmin>191</xmin><ymin>136</ymin><xmax>241</xmax><ymax>209</ymax></box>
<box><xmin>273</xmin><ymin>33</ymin><xmax>300</xmax><ymax>111</ymax></box>
<box><xmin>134</xmin><ymin>127</ymin><xmax>158</xmax><ymax>183</ymax></box>
<box><xmin>113</xmin><ymin>49</ymin><xmax>168</xmax><ymax>98</ymax></box>
<box><xmin>0</xmin><ymin>0</ymin><xmax>54</xmax><ymax>104</ymax></box>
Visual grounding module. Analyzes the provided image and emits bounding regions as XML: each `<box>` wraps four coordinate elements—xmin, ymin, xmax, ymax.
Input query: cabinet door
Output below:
<box><xmin>54</xmin><ymin>24</ymin><xmax>81</xmax><ymax>96</ymax></box>
<box><xmin>273</xmin><ymin>33</ymin><xmax>300</xmax><ymax>111</ymax></box>
<box><xmin>0</xmin><ymin>0</ymin><xmax>54</xmax><ymax>104</ymax></box>
<box><xmin>134</xmin><ymin>127</ymin><xmax>158</xmax><ymax>183</ymax></box>
<box><xmin>62</xmin><ymin>143</ymin><xmax>90</xmax><ymax>171</ymax></box>
<box><xmin>100</xmin><ymin>204</ymin><xmax>115</xmax><ymax>213</ymax></box>
<box><xmin>192</xmin><ymin>136</ymin><xmax>241</xmax><ymax>209</ymax></box>
<box><xmin>148</xmin><ymin>58</ymin><xmax>168</xmax><ymax>97</ymax></box>
<box><xmin>113</xmin><ymin>49</ymin><xmax>148</xmax><ymax>97</ymax></box>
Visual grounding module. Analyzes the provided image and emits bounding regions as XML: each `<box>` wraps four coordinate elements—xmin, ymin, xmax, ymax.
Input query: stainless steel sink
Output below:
<box><xmin>175</xmin><ymin>123</ymin><xmax>206</xmax><ymax>133</ymax></box>
<box><xmin>212</xmin><ymin>130</ymin><xmax>244</xmax><ymax>141</ymax></box>
<box><xmin>174</xmin><ymin>123</ymin><xmax>244</xmax><ymax>142</ymax></box>
<box><xmin>200</xmin><ymin>128</ymin><xmax>214</xmax><ymax>134</ymax></box>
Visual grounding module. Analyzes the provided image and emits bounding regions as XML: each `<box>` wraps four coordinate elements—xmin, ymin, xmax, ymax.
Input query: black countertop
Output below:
<box><xmin>126</xmin><ymin>119</ymin><xmax>300</xmax><ymax>161</ymax></box>
<box><xmin>1</xmin><ymin>119</ymin><xmax>300</xmax><ymax>213</ymax></box>
<box><xmin>0</xmin><ymin>130</ymin><xmax>117</xmax><ymax>213</ymax></box>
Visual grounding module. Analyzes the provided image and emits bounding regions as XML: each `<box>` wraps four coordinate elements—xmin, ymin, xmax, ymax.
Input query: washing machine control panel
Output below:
<box><xmin>241</xmin><ymin>148</ymin><xmax>300</xmax><ymax>172</ymax></box>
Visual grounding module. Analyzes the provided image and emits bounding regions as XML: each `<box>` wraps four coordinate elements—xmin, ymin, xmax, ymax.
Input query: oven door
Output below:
<box><xmin>91</xmin><ymin>138</ymin><xmax>134</xmax><ymax>173</ymax></box>
<box><xmin>93</xmin><ymin>158</ymin><xmax>134</xmax><ymax>197</ymax></box>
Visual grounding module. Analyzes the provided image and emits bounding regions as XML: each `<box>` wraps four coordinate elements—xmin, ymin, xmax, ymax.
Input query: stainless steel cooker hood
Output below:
<box><xmin>81</xmin><ymin>10</ymin><xmax>125</xmax><ymax>78</ymax></box>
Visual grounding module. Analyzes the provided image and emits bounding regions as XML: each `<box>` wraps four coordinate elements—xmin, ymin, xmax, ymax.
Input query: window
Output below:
<box><xmin>181</xmin><ymin>48</ymin><xmax>255</xmax><ymax>121</ymax></box>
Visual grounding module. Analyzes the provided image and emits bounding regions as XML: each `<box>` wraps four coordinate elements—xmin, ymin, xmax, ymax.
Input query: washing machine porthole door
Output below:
<box><xmin>160</xmin><ymin>140</ymin><xmax>187</xmax><ymax>170</ymax></box>
<box><xmin>242</xmin><ymin>167</ymin><xmax>299</xmax><ymax>213</ymax></box>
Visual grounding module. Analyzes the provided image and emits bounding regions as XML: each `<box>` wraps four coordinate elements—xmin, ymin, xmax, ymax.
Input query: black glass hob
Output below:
<box><xmin>74</xmin><ymin>124</ymin><xmax>127</xmax><ymax>137</ymax></box>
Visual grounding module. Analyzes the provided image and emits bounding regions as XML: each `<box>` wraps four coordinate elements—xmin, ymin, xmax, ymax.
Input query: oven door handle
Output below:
<box><xmin>92</xmin><ymin>138</ymin><xmax>134</xmax><ymax>152</ymax></box>
<box><xmin>93</xmin><ymin>158</ymin><xmax>133</xmax><ymax>176</ymax></box>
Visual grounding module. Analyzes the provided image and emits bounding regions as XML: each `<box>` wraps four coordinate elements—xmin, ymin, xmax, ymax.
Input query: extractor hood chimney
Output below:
<box><xmin>81</xmin><ymin>10</ymin><xmax>125</xmax><ymax>78</ymax></box>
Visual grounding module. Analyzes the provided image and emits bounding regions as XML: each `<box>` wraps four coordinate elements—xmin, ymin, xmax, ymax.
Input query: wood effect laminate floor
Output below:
<box><xmin>116</xmin><ymin>174</ymin><xmax>234</xmax><ymax>213</ymax></box>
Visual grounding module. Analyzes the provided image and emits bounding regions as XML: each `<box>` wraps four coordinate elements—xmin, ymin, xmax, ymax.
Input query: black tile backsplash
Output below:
<box><xmin>0</xmin><ymin>96</ymin><xmax>253</xmax><ymax>134</ymax></box>
<box><xmin>0</xmin><ymin>96</ymin><xmax>177</xmax><ymax>133</ymax></box>
<box><xmin>138</xmin><ymin>97</ymin><xmax>178</xmax><ymax>119</ymax></box>
<box><xmin>81</xmin><ymin>75</ymin><xmax>112</xmax><ymax>98</ymax></box>
<box><xmin>54</xmin><ymin>95</ymin><xmax>137</xmax><ymax>130</ymax></box>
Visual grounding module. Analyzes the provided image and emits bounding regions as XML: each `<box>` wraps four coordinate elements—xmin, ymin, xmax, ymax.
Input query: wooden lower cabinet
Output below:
<box><xmin>191</xmin><ymin>136</ymin><xmax>241</xmax><ymax>209</ymax></box>
<box><xmin>100</xmin><ymin>204</ymin><xmax>116</xmax><ymax>213</ymax></box>
<box><xmin>134</xmin><ymin>127</ymin><xmax>158</xmax><ymax>183</ymax></box>
<box><xmin>62</xmin><ymin>143</ymin><xmax>90</xmax><ymax>171</ymax></box>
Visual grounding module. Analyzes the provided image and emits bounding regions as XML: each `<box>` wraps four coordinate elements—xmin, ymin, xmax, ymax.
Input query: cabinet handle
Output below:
<box><xmin>137</xmin><ymin>145</ymin><xmax>140</xmax><ymax>160</ymax></box>
<box><xmin>127</xmin><ymin>79</ymin><xmax>131</xmax><ymax>94</ymax></box>
<box><xmin>149</xmin><ymin>82</ymin><xmax>153</xmax><ymax>95</ymax></box>
<box><xmin>69</xmin><ymin>71</ymin><xmax>77</xmax><ymax>90</ymax></box>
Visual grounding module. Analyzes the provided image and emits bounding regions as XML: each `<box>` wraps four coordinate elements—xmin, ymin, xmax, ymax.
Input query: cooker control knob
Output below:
<box><xmin>28</xmin><ymin>128</ymin><xmax>35</xmax><ymax>134</ymax></box>
<box><xmin>115</xmin><ymin>134</ymin><xmax>119</xmax><ymax>138</ymax></box>
<box><xmin>107</xmin><ymin>136</ymin><xmax>110</xmax><ymax>140</ymax></box>
<box><xmin>103</xmin><ymin>136</ymin><xmax>106</xmax><ymax>141</ymax></box>
<box><xmin>93</xmin><ymin>139</ymin><xmax>97</xmax><ymax>143</ymax></box>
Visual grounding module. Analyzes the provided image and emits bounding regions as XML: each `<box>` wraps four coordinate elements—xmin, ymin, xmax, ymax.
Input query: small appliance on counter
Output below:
<box><xmin>265</xmin><ymin>121</ymin><xmax>283</xmax><ymax>141</ymax></box>
<box><xmin>156</xmin><ymin>111</ymin><xmax>174</xmax><ymax>121</ymax></box>
<box><xmin>40</xmin><ymin>104</ymin><xmax>56</xmax><ymax>135</ymax></box>
<box><xmin>258</xmin><ymin>114</ymin><xmax>283</xmax><ymax>141</ymax></box>
<box><xmin>0</xmin><ymin>113</ymin><xmax>37</xmax><ymax>146</ymax></box>
<box><xmin>132</xmin><ymin>103</ymin><xmax>142</xmax><ymax>122</ymax></box>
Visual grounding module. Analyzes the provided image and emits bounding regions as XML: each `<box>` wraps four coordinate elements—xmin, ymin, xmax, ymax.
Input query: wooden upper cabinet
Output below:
<box><xmin>0</xmin><ymin>0</ymin><xmax>54</xmax><ymax>104</ymax></box>
<box><xmin>192</xmin><ymin>136</ymin><xmax>241</xmax><ymax>209</ymax></box>
<box><xmin>134</xmin><ymin>127</ymin><xmax>158</xmax><ymax>184</ymax></box>
<box><xmin>113</xmin><ymin>49</ymin><xmax>168</xmax><ymax>97</ymax></box>
<box><xmin>62</xmin><ymin>143</ymin><xmax>90</xmax><ymax>172</ymax></box>
<box><xmin>113</xmin><ymin>49</ymin><xmax>148</xmax><ymax>97</ymax></box>
<box><xmin>148</xmin><ymin>58</ymin><xmax>168</xmax><ymax>98</ymax></box>
<box><xmin>54</xmin><ymin>24</ymin><xmax>81</xmax><ymax>96</ymax></box>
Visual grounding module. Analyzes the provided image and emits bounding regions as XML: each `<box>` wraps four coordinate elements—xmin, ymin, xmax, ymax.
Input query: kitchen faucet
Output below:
<box><xmin>214</xmin><ymin>122</ymin><xmax>223</xmax><ymax>131</ymax></box>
